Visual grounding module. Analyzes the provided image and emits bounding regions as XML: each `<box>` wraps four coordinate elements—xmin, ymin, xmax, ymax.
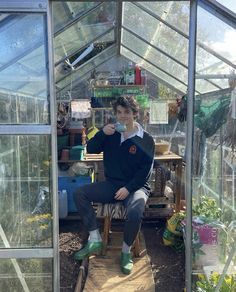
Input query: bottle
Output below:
<box><xmin>59</xmin><ymin>189</ymin><xmax>68</xmax><ymax>219</ymax></box>
<box><xmin>135</xmin><ymin>65</ymin><xmax>141</xmax><ymax>85</ymax></box>
<box><xmin>125</xmin><ymin>62</ymin><xmax>135</xmax><ymax>85</ymax></box>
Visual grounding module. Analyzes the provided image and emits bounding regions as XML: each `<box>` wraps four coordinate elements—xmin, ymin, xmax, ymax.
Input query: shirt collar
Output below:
<box><xmin>135</xmin><ymin>122</ymin><xmax>144</xmax><ymax>138</ymax></box>
<box><xmin>120</xmin><ymin>122</ymin><xmax>144</xmax><ymax>143</ymax></box>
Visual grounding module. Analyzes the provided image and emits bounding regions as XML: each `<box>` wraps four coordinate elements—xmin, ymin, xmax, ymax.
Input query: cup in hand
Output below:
<box><xmin>115</xmin><ymin>122</ymin><xmax>127</xmax><ymax>133</ymax></box>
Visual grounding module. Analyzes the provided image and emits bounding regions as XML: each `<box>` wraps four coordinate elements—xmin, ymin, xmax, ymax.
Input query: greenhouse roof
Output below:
<box><xmin>0</xmin><ymin>1</ymin><xmax>235</xmax><ymax>98</ymax></box>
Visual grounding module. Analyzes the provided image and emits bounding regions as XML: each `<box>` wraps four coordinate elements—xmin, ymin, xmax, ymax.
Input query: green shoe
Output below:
<box><xmin>120</xmin><ymin>252</ymin><xmax>133</xmax><ymax>275</ymax></box>
<box><xmin>74</xmin><ymin>241</ymin><xmax>102</xmax><ymax>261</ymax></box>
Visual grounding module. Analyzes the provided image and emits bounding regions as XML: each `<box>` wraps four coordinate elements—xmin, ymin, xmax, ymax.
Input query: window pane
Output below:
<box><xmin>197</xmin><ymin>6</ymin><xmax>235</xmax><ymax>71</ymax></box>
<box><xmin>0</xmin><ymin>93</ymin><xmax>49</xmax><ymax>124</ymax></box>
<box><xmin>139</xmin><ymin>1</ymin><xmax>190</xmax><ymax>35</ymax></box>
<box><xmin>0</xmin><ymin>135</ymin><xmax>52</xmax><ymax>248</ymax></box>
<box><xmin>122</xmin><ymin>29</ymin><xmax>188</xmax><ymax>85</ymax></box>
<box><xmin>56</xmin><ymin>44</ymin><xmax>117</xmax><ymax>95</ymax></box>
<box><xmin>54</xmin><ymin>2</ymin><xmax>116</xmax><ymax>63</ymax></box>
<box><xmin>216</xmin><ymin>0</ymin><xmax>236</xmax><ymax>13</ymax></box>
<box><xmin>53</xmin><ymin>1</ymin><xmax>101</xmax><ymax>32</ymax></box>
<box><xmin>123</xmin><ymin>3</ymin><xmax>188</xmax><ymax>66</ymax></box>
<box><xmin>0</xmin><ymin>258</ymin><xmax>52</xmax><ymax>292</ymax></box>
<box><xmin>121</xmin><ymin>46</ymin><xmax>187</xmax><ymax>93</ymax></box>
<box><xmin>0</xmin><ymin>13</ymin><xmax>49</xmax><ymax>120</ymax></box>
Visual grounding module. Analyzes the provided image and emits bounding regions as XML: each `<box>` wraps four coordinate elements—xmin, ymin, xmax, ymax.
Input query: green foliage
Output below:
<box><xmin>196</xmin><ymin>272</ymin><xmax>236</xmax><ymax>292</ymax></box>
<box><xmin>193</xmin><ymin>196</ymin><xmax>221</xmax><ymax>220</ymax></box>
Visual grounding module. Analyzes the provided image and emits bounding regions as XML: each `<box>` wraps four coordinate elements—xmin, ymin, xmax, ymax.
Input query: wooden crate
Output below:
<box><xmin>144</xmin><ymin>196</ymin><xmax>174</xmax><ymax>218</ymax></box>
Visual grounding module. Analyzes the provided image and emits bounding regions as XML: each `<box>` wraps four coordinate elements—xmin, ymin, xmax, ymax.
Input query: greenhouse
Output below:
<box><xmin>0</xmin><ymin>0</ymin><xmax>235</xmax><ymax>291</ymax></box>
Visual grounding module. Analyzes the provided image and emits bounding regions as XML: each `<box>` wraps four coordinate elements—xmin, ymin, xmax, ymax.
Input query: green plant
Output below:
<box><xmin>193</xmin><ymin>196</ymin><xmax>221</xmax><ymax>220</ymax></box>
<box><xmin>196</xmin><ymin>272</ymin><xmax>236</xmax><ymax>292</ymax></box>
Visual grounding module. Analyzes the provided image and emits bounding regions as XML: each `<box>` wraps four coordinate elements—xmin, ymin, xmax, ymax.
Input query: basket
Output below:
<box><xmin>155</xmin><ymin>142</ymin><xmax>169</xmax><ymax>155</ymax></box>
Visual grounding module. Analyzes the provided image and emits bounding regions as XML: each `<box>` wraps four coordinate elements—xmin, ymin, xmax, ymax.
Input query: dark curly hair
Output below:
<box><xmin>112</xmin><ymin>96</ymin><xmax>139</xmax><ymax>115</ymax></box>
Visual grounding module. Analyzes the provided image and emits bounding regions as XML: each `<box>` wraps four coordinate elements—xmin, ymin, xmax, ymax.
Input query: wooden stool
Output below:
<box><xmin>96</xmin><ymin>203</ymin><xmax>141</xmax><ymax>257</ymax></box>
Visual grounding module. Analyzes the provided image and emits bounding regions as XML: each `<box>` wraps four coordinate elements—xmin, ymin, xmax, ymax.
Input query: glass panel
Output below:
<box><xmin>0</xmin><ymin>93</ymin><xmax>49</xmax><ymax>124</ymax></box>
<box><xmin>195</xmin><ymin>79</ymin><xmax>221</xmax><ymax>93</ymax></box>
<box><xmin>53</xmin><ymin>2</ymin><xmax>116</xmax><ymax>63</ymax></box>
<box><xmin>122</xmin><ymin>2</ymin><xmax>188</xmax><ymax>66</ymax></box>
<box><xmin>122</xmin><ymin>29</ymin><xmax>188</xmax><ymax>85</ymax></box>
<box><xmin>0</xmin><ymin>13</ymin><xmax>49</xmax><ymax>123</ymax></box>
<box><xmin>121</xmin><ymin>46</ymin><xmax>187</xmax><ymax>93</ymax></box>
<box><xmin>53</xmin><ymin>1</ymin><xmax>101</xmax><ymax>32</ymax></box>
<box><xmin>0</xmin><ymin>258</ymin><xmax>52</xmax><ymax>292</ymax></box>
<box><xmin>196</xmin><ymin>46</ymin><xmax>234</xmax><ymax>76</ymax></box>
<box><xmin>55</xmin><ymin>29</ymin><xmax>115</xmax><ymax>82</ymax></box>
<box><xmin>0</xmin><ymin>135</ymin><xmax>52</xmax><ymax>248</ymax></box>
<box><xmin>56</xmin><ymin>44</ymin><xmax>117</xmax><ymax>96</ymax></box>
<box><xmin>216</xmin><ymin>0</ymin><xmax>236</xmax><ymax>13</ymax></box>
<box><xmin>192</xmin><ymin>3</ymin><xmax>236</xmax><ymax>289</ymax></box>
<box><xmin>197</xmin><ymin>6</ymin><xmax>236</xmax><ymax>64</ymax></box>
<box><xmin>139</xmin><ymin>1</ymin><xmax>190</xmax><ymax>35</ymax></box>
<box><xmin>0</xmin><ymin>14</ymin><xmax>46</xmax><ymax>67</ymax></box>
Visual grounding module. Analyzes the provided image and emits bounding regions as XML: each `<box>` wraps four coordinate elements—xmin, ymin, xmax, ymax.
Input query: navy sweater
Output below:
<box><xmin>87</xmin><ymin>129</ymin><xmax>155</xmax><ymax>195</ymax></box>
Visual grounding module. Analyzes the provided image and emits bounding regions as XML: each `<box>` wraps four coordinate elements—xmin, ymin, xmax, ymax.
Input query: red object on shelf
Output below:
<box><xmin>135</xmin><ymin>65</ymin><xmax>141</xmax><ymax>85</ymax></box>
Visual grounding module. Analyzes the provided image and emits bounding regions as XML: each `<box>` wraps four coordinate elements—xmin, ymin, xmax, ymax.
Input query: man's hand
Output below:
<box><xmin>103</xmin><ymin>124</ymin><xmax>116</xmax><ymax>135</ymax></box>
<box><xmin>114</xmin><ymin>187</ymin><xmax>129</xmax><ymax>200</ymax></box>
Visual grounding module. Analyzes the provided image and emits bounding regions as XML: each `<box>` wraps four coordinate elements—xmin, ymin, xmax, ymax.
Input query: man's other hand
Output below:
<box><xmin>115</xmin><ymin>187</ymin><xmax>129</xmax><ymax>200</ymax></box>
<box><xmin>103</xmin><ymin>124</ymin><xmax>116</xmax><ymax>135</ymax></box>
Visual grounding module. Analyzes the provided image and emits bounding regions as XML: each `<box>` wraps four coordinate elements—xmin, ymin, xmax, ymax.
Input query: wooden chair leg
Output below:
<box><xmin>102</xmin><ymin>215</ymin><xmax>111</xmax><ymax>255</ymax></box>
<box><xmin>133</xmin><ymin>231</ymin><xmax>141</xmax><ymax>257</ymax></box>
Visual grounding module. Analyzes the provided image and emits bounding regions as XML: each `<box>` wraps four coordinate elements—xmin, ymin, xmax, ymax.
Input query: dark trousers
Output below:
<box><xmin>73</xmin><ymin>180</ymin><xmax>148</xmax><ymax>246</ymax></box>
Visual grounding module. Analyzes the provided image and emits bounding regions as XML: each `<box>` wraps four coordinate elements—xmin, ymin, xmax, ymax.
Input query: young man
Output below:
<box><xmin>73</xmin><ymin>96</ymin><xmax>155</xmax><ymax>274</ymax></box>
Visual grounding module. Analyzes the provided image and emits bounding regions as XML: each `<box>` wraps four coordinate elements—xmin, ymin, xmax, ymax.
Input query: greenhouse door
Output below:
<box><xmin>0</xmin><ymin>1</ymin><xmax>59</xmax><ymax>292</ymax></box>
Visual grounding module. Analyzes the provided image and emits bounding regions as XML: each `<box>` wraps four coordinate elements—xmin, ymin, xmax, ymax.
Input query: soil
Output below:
<box><xmin>59</xmin><ymin>219</ymin><xmax>185</xmax><ymax>292</ymax></box>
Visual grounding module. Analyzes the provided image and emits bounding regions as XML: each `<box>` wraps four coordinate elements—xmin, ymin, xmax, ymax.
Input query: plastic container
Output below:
<box><xmin>58</xmin><ymin>176</ymin><xmax>92</xmax><ymax>212</ymax></box>
<box><xmin>59</xmin><ymin>189</ymin><xmax>68</xmax><ymax>218</ymax></box>
<box><xmin>69</xmin><ymin>145</ymin><xmax>85</xmax><ymax>160</ymax></box>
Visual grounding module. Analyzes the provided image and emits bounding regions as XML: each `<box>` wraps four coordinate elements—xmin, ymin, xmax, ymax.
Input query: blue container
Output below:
<box><xmin>58</xmin><ymin>176</ymin><xmax>92</xmax><ymax>213</ymax></box>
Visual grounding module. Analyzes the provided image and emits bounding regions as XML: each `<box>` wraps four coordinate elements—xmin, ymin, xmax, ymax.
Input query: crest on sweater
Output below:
<box><xmin>129</xmin><ymin>145</ymin><xmax>137</xmax><ymax>154</ymax></box>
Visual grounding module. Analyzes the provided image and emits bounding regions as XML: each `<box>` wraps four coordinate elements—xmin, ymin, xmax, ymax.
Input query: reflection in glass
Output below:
<box><xmin>0</xmin><ymin>258</ymin><xmax>52</xmax><ymax>292</ymax></box>
<box><xmin>0</xmin><ymin>135</ymin><xmax>52</xmax><ymax>248</ymax></box>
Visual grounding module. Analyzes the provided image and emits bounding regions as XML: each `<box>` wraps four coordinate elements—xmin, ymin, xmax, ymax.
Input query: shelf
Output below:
<box><xmin>92</xmin><ymin>84</ymin><xmax>145</xmax><ymax>88</ymax></box>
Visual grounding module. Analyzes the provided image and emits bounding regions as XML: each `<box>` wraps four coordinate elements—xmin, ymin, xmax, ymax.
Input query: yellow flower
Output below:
<box><xmin>198</xmin><ymin>274</ymin><xmax>205</xmax><ymax>281</ymax></box>
<box><xmin>39</xmin><ymin>224</ymin><xmax>48</xmax><ymax>230</ymax></box>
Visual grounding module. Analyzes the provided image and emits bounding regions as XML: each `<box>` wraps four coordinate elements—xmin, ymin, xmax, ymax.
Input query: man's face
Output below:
<box><xmin>116</xmin><ymin>105</ymin><xmax>136</xmax><ymax>126</ymax></box>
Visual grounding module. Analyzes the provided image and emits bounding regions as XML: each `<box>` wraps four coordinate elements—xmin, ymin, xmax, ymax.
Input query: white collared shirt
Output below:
<box><xmin>120</xmin><ymin>122</ymin><xmax>144</xmax><ymax>144</ymax></box>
